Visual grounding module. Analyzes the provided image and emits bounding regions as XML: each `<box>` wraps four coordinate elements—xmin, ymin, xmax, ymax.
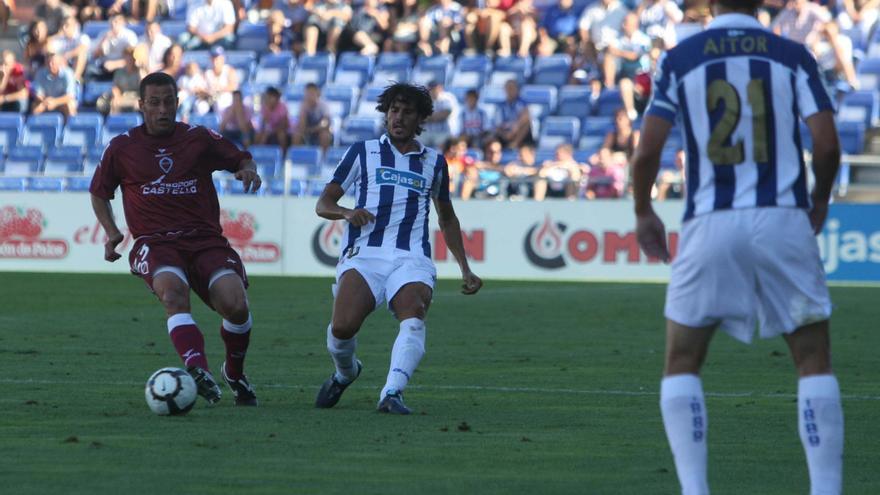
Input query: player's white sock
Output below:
<box><xmin>380</xmin><ymin>318</ymin><xmax>426</xmax><ymax>399</ymax></box>
<box><xmin>798</xmin><ymin>374</ymin><xmax>844</xmax><ymax>495</ymax></box>
<box><xmin>660</xmin><ymin>374</ymin><xmax>709</xmax><ymax>495</ymax></box>
<box><xmin>326</xmin><ymin>325</ymin><xmax>358</xmax><ymax>384</ymax></box>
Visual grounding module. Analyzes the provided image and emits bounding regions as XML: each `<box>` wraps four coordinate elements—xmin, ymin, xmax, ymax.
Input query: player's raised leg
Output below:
<box><xmin>209</xmin><ymin>270</ymin><xmax>257</xmax><ymax>406</ymax></box>
<box><xmin>153</xmin><ymin>268</ymin><xmax>222</xmax><ymax>404</ymax></box>
<box><xmin>315</xmin><ymin>269</ymin><xmax>374</xmax><ymax>408</ymax></box>
<box><xmin>661</xmin><ymin>320</ymin><xmax>716</xmax><ymax>495</ymax></box>
<box><xmin>784</xmin><ymin>320</ymin><xmax>843</xmax><ymax>495</ymax></box>
<box><xmin>378</xmin><ymin>282</ymin><xmax>432</xmax><ymax>415</ymax></box>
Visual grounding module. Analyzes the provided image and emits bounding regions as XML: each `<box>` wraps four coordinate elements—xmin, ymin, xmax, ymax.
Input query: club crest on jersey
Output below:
<box><xmin>155</xmin><ymin>148</ymin><xmax>174</xmax><ymax>174</ymax></box>
<box><xmin>375</xmin><ymin>167</ymin><xmax>427</xmax><ymax>192</ymax></box>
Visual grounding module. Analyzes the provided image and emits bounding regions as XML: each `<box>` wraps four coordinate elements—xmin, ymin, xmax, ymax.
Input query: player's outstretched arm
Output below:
<box><xmin>805</xmin><ymin>110</ymin><xmax>841</xmax><ymax>234</ymax></box>
<box><xmin>315</xmin><ymin>182</ymin><xmax>375</xmax><ymax>226</ymax></box>
<box><xmin>89</xmin><ymin>194</ymin><xmax>124</xmax><ymax>262</ymax></box>
<box><xmin>631</xmin><ymin>114</ymin><xmax>673</xmax><ymax>262</ymax></box>
<box><xmin>434</xmin><ymin>198</ymin><xmax>482</xmax><ymax>295</ymax></box>
<box><xmin>234</xmin><ymin>158</ymin><xmax>262</xmax><ymax>193</ymax></box>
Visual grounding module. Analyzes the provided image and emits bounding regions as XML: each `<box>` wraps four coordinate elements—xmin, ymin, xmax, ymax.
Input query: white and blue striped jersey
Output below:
<box><xmin>646</xmin><ymin>14</ymin><xmax>833</xmax><ymax>221</ymax></box>
<box><xmin>331</xmin><ymin>134</ymin><xmax>451</xmax><ymax>259</ymax></box>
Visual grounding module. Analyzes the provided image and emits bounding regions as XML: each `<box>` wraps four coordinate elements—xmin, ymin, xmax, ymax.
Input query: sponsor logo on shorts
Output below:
<box><xmin>375</xmin><ymin>167</ymin><xmax>427</xmax><ymax>192</ymax></box>
<box><xmin>0</xmin><ymin>205</ymin><xmax>68</xmax><ymax>259</ymax></box>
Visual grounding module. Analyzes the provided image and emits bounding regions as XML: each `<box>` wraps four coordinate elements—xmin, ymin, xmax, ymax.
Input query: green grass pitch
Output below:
<box><xmin>2</xmin><ymin>272</ymin><xmax>878</xmax><ymax>494</ymax></box>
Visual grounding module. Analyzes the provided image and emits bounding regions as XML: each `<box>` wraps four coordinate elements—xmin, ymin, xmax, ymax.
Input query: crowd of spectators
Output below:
<box><xmin>0</xmin><ymin>0</ymin><xmax>876</xmax><ymax>200</ymax></box>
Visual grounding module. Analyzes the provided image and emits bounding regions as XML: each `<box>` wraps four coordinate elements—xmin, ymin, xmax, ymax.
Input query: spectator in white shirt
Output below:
<box><xmin>420</xmin><ymin>80</ymin><xmax>460</xmax><ymax>149</ymax></box>
<box><xmin>182</xmin><ymin>0</ymin><xmax>237</xmax><ymax>50</ymax></box>
<box><xmin>49</xmin><ymin>16</ymin><xmax>90</xmax><ymax>81</ymax></box>
<box><xmin>578</xmin><ymin>0</ymin><xmax>630</xmax><ymax>63</ymax></box>
<box><xmin>140</xmin><ymin>21</ymin><xmax>172</xmax><ymax>74</ymax></box>
<box><xmin>90</xmin><ymin>14</ymin><xmax>139</xmax><ymax>80</ymax></box>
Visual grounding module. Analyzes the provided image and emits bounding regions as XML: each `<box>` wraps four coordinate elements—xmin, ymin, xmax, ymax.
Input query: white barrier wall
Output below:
<box><xmin>2</xmin><ymin>193</ymin><xmax>878</xmax><ymax>282</ymax></box>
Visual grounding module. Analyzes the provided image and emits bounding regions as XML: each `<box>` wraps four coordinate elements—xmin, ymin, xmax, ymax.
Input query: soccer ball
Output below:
<box><xmin>145</xmin><ymin>367</ymin><xmax>198</xmax><ymax>416</ymax></box>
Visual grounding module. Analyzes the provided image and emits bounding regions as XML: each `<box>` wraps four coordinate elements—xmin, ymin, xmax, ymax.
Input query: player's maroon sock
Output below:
<box><xmin>221</xmin><ymin>314</ymin><xmax>252</xmax><ymax>380</ymax></box>
<box><xmin>167</xmin><ymin>313</ymin><xmax>210</xmax><ymax>371</ymax></box>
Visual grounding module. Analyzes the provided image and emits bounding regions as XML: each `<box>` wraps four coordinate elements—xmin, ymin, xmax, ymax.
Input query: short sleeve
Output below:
<box><xmin>432</xmin><ymin>153</ymin><xmax>451</xmax><ymax>202</ymax></box>
<box><xmin>201</xmin><ymin>127</ymin><xmax>252</xmax><ymax>173</ymax></box>
<box><xmin>331</xmin><ymin>142</ymin><xmax>364</xmax><ymax>191</ymax></box>
<box><xmin>89</xmin><ymin>143</ymin><xmax>120</xmax><ymax>200</ymax></box>
<box><xmin>645</xmin><ymin>51</ymin><xmax>679</xmax><ymax>123</ymax></box>
<box><xmin>795</xmin><ymin>45</ymin><xmax>833</xmax><ymax>119</ymax></box>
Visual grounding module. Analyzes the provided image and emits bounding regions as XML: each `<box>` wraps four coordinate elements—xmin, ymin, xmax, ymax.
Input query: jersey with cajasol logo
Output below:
<box><xmin>330</xmin><ymin>134</ymin><xmax>450</xmax><ymax>259</ymax></box>
<box><xmin>646</xmin><ymin>13</ymin><xmax>833</xmax><ymax>221</ymax></box>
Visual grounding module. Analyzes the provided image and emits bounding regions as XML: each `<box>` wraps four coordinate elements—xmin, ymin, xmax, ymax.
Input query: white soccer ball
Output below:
<box><xmin>145</xmin><ymin>367</ymin><xmax>198</xmax><ymax>416</ymax></box>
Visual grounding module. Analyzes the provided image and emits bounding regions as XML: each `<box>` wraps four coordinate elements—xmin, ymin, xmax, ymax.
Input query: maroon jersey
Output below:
<box><xmin>90</xmin><ymin>123</ymin><xmax>251</xmax><ymax>239</ymax></box>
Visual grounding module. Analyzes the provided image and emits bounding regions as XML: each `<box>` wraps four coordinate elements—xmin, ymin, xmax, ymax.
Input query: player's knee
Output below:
<box><xmin>158</xmin><ymin>287</ymin><xmax>189</xmax><ymax>314</ymax></box>
<box><xmin>330</xmin><ymin>319</ymin><xmax>359</xmax><ymax>339</ymax></box>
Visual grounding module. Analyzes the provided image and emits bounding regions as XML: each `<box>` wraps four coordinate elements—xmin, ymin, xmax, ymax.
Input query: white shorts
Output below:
<box><xmin>333</xmin><ymin>247</ymin><xmax>437</xmax><ymax>310</ymax></box>
<box><xmin>665</xmin><ymin>208</ymin><xmax>831</xmax><ymax>344</ymax></box>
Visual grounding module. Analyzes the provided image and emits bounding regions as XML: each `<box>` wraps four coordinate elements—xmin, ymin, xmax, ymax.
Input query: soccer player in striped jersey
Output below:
<box><xmin>631</xmin><ymin>1</ymin><xmax>843</xmax><ymax>494</ymax></box>
<box><xmin>314</xmin><ymin>83</ymin><xmax>482</xmax><ymax>415</ymax></box>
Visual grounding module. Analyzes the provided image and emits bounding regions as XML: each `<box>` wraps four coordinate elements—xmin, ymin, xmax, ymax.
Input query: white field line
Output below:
<box><xmin>2</xmin><ymin>378</ymin><xmax>879</xmax><ymax>401</ymax></box>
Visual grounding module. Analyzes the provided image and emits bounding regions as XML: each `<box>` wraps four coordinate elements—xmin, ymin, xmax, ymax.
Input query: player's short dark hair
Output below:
<box><xmin>716</xmin><ymin>0</ymin><xmax>762</xmax><ymax>11</ymax></box>
<box><xmin>139</xmin><ymin>71</ymin><xmax>177</xmax><ymax>99</ymax></box>
<box><xmin>375</xmin><ymin>82</ymin><xmax>434</xmax><ymax>119</ymax></box>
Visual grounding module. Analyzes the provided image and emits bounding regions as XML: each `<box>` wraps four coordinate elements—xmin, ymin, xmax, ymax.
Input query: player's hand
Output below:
<box><xmin>636</xmin><ymin>210</ymin><xmax>670</xmax><ymax>263</ymax></box>
<box><xmin>235</xmin><ymin>169</ymin><xmax>262</xmax><ymax>193</ymax></box>
<box><xmin>809</xmin><ymin>200</ymin><xmax>829</xmax><ymax>235</ymax></box>
<box><xmin>344</xmin><ymin>208</ymin><xmax>375</xmax><ymax>227</ymax></box>
<box><xmin>461</xmin><ymin>270</ymin><xmax>482</xmax><ymax>295</ymax></box>
<box><xmin>104</xmin><ymin>232</ymin><xmax>124</xmax><ymax>262</ymax></box>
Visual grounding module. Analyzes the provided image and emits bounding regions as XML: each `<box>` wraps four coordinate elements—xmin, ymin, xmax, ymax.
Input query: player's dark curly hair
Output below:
<box><xmin>376</xmin><ymin>82</ymin><xmax>434</xmax><ymax>135</ymax></box>
<box><xmin>139</xmin><ymin>71</ymin><xmax>178</xmax><ymax>99</ymax></box>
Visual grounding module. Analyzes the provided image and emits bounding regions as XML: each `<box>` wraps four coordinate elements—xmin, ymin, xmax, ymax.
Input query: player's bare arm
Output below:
<box><xmin>434</xmin><ymin>198</ymin><xmax>482</xmax><ymax>295</ymax></box>
<box><xmin>234</xmin><ymin>158</ymin><xmax>262</xmax><ymax>193</ymax></box>
<box><xmin>316</xmin><ymin>182</ymin><xmax>375</xmax><ymax>226</ymax></box>
<box><xmin>804</xmin><ymin>110</ymin><xmax>841</xmax><ymax>234</ymax></box>
<box><xmin>631</xmin><ymin>114</ymin><xmax>673</xmax><ymax>262</ymax></box>
<box><xmin>89</xmin><ymin>194</ymin><xmax>124</xmax><ymax>262</ymax></box>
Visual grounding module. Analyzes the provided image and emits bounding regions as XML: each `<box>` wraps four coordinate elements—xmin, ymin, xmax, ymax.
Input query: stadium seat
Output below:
<box><xmin>339</xmin><ymin>115</ymin><xmax>382</xmax><ymax>146</ymax></box>
<box><xmin>102</xmin><ymin>113</ymin><xmax>143</xmax><ymax>144</ymax></box>
<box><xmin>229</xmin><ymin>178</ymin><xmax>266</xmax><ymax>195</ymax></box>
<box><xmin>287</xmin><ymin>145</ymin><xmax>323</xmax><ymax>178</ymax></box>
<box><xmin>522</xmin><ymin>85</ymin><xmax>558</xmax><ymax>120</ymax></box>
<box><xmin>323</xmin><ymin>146</ymin><xmax>348</xmax><ymax>168</ymax></box>
<box><xmin>62</xmin><ymin>112</ymin><xmax>103</xmax><ymax>151</ymax></box>
<box><xmin>293</xmin><ymin>53</ymin><xmax>335</xmax><ymax>87</ymax></box>
<box><xmin>248</xmin><ymin>145</ymin><xmax>284</xmax><ymax>178</ymax></box>
<box><xmin>594</xmin><ymin>89</ymin><xmax>624</xmax><ymax>116</ymax></box>
<box><xmin>235</xmin><ymin>22</ymin><xmax>269</xmax><ymax>51</ymax></box>
<box><xmin>254</xmin><ymin>53</ymin><xmax>296</xmax><ymax>88</ymax></box>
<box><xmin>333</xmin><ymin>52</ymin><xmax>374</xmax><ymax>87</ymax></box>
<box><xmin>83</xmin><ymin>148</ymin><xmax>104</xmax><ymax>177</ymax></box>
<box><xmin>82</xmin><ymin>81</ymin><xmax>113</xmax><ymax>108</ymax></box>
<box><xmin>531</xmin><ymin>54</ymin><xmax>571</xmax><ymax>87</ymax></box>
<box><xmin>477</xmin><ymin>84</ymin><xmax>507</xmax><ymax>109</ymax></box>
<box><xmin>539</xmin><ymin>116</ymin><xmax>581</xmax><ymax>150</ymax></box>
<box><xmin>838</xmin><ymin>120</ymin><xmax>866</xmax><ymax>155</ymax></box>
<box><xmin>413</xmin><ymin>54</ymin><xmax>453</xmax><ymax>86</ymax></box>
<box><xmin>82</xmin><ymin>21</ymin><xmax>109</xmax><ymax>41</ymax></box>
<box><xmin>225</xmin><ymin>50</ymin><xmax>258</xmax><ymax>84</ymax></box>
<box><xmin>182</xmin><ymin>50</ymin><xmax>212</xmax><ymax>69</ymax></box>
<box><xmin>27</xmin><ymin>177</ymin><xmax>65</xmax><ymax>192</ymax></box>
<box><xmin>23</xmin><ymin>113</ymin><xmax>65</xmax><ymax>149</ymax></box>
<box><xmin>581</xmin><ymin>116</ymin><xmax>615</xmax><ymax>139</ymax></box>
<box><xmin>269</xmin><ymin>178</ymin><xmax>307</xmax><ymax>196</ymax></box>
<box><xmin>0</xmin><ymin>177</ymin><xmax>26</xmax><ymax>190</ymax></box>
<box><xmin>65</xmin><ymin>176</ymin><xmax>93</xmax><ymax>192</ymax></box>
<box><xmin>579</xmin><ymin>134</ymin><xmax>606</xmax><ymax>152</ymax></box>
<box><xmin>0</xmin><ymin>112</ymin><xmax>23</xmax><ymax>150</ymax></box>
<box><xmin>162</xmin><ymin>20</ymin><xmax>189</xmax><ymax>40</ymax></box>
<box><xmin>372</xmin><ymin>52</ymin><xmax>413</xmax><ymax>87</ymax></box>
<box><xmin>322</xmin><ymin>84</ymin><xmax>358</xmax><ymax>118</ymax></box>
<box><xmin>558</xmin><ymin>85</ymin><xmax>593</xmax><ymax>118</ymax></box>
<box><xmin>189</xmin><ymin>113</ymin><xmax>220</xmax><ymax>130</ymax></box>
<box><xmin>354</xmin><ymin>86</ymin><xmax>385</xmax><ymax>118</ymax></box>
<box><xmin>449</xmin><ymin>54</ymin><xmax>492</xmax><ymax>89</ymax></box>
<box><xmin>489</xmin><ymin>56</ymin><xmax>532</xmax><ymax>86</ymax></box>
<box><xmin>44</xmin><ymin>148</ymin><xmax>84</xmax><ymax>176</ymax></box>
<box><xmin>837</xmin><ymin>90</ymin><xmax>879</xmax><ymax>128</ymax></box>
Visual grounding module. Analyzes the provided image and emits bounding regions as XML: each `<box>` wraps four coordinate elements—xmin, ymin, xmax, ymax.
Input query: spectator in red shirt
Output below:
<box><xmin>0</xmin><ymin>50</ymin><xmax>29</xmax><ymax>113</ymax></box>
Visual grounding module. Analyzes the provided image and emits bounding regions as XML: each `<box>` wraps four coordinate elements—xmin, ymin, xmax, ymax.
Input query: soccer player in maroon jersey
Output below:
<box><xmin>89</xmin><ymin>72</ymin><xmax>262</xmax><ymax>406</ymax></box>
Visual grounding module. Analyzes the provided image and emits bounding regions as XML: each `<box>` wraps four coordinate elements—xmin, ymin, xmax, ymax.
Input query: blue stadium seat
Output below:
<box><xmin>339</xmin><ymin>116</ymin><xmax>382</xmax><ymax>146</ymax></box>
<box><xmin>229</xmin><ymin>178</ymin><xmax>265</xmax><ymax>195</ymax></box>
<box><xmin>531</xmin><ymin>54</ymin><xmax>571</xmax><ymax>87</ymax></box>
<box><xmin>269</xmin><ymin>178</ymin><xmax>307</xmax><ymax>196</ymax></box>
<box><xmin>334</xmin><ymin>52</ymin><xmax>374</xmax><ymax>87</ymax></box>
<box><xmin>539</xmin><ymin>116</ymin><xmax>581</xmax><ymax>150</ymax></box>
<box><xmin>450</xmin><ymin>54</ymin><xmax>491</xmax><ymax>89</ymax></box>
<box><xmin>65</xmin><ymin>176</ymin><xmax>93</xmax><ymax>192</ymax></box>
<box><xmin>27</xmin><ymin>177</ymin><xmax>64</xmax><ymax>192</ymax></box>
<box><xmin>323</xmin><ymin>146</ymin><xmax>348</xmax><ymax>168</ymax></box>
<box><xmin>46</xmin><ymin>145</ymin><xmax>83</xmax><ymax>162</ymax></box>
<box><xmin>0</xmin><ymin>177</ymin><xmax>26</xmax><ymax>190</ymax></box>
<box><xmin>82</xmin><ymin>21</ymin><xmax>109</xmax><ymax>41</ymax></box>
<box><xmin>838</xmin><ymin>90</ymin><xmax>879</xmax><ymax>128</ymax></box>
<box><xmin>45</xmin><ymin>148</ymin><xmax>84</xmax><ymax>176</ymax></box>
<box><xmin>225</xmin><ymin>50</ymin><xmax>258</xmax><ymax>84</ymax></box>
<box><xmin>3</xmin><ymin>157</ymin><xmax>43</xmax><ymax>176</ymax></box>
<box><xmin>254</xmin><ymin>53</ymin><xmax>296</xmax><ymax>88</ymax></box>
<box><xmin>354</xmin><ymin>86</ymin><xmax>386</xmax><ymax>118</ymax></box>
<box><xmin>84</xmin><ymin>148</ymin><xmax>104</xmax><ymax>177</ymax></box>
<box><xmin>190</xmin><ymin>113</ymin><xmax>220</xmax><ymax>130</ymax></box>
<box><xmin>489</xmin><ymin>56</ymin><xmax>532</xmax><ymax>86</ymax></box>
<box><xmin>558</xmin><ymin>85</ymin><xmax>593</xmax><ymax>118</ymax></box>
<box><xmin>162</xmin><ymin>20</ymin><xmax>189</xmax><ymax>40</ymax></box>
<box><xmin>287</xmin><ymin>146</ymin><xmax>322</xmax><ymax>177</ymax></box>
<box><xmin>581</xmin><ymin>116</ymin><xmax>615</xmax><ymax>139</ymax></box>
<box><xmin>82</xmin><ymin>81</ymin><xmax>113</xmax><ymax>108</ymax></box>
<box><xmin>293</xmin><ymin>53</ymin><xmax>335</xmax><ymax>86</ymax></box>
<box><xmin>579</xmin><ymin>134</ymin><xmax>606</xmax><ymax>152</ymax></box>
<box><xmin>522</xmin><ymin>85</ymin><xmax>558</xmax><ymax>120</ymax></box>
<box><xmin>594</xmin><ymin>89</ymin><xmax>624</xmax><ymax>116</ymax></box>
<box><xmin>248</xmin><ymin>145</ymin><xmax>283</xmax><ymax>178</ymax></box>
<box><xmin>62</xmin><ymin>112</ymin><xmax>103</xmax><ymax>150</ymax></box>
<box><xmin>838</xmin><ymin>120</ymin><xmax>866</xmax><ymax>155</ymax></box>
<box><xmin>0</xmin><ymin>112</ymin><xmax>23</xmax><ymax>150</ymax></box>
<box><xmin>372</xmin><ymin>52</ymin><xmax>413</xmax><ymax>87</ymax></box>
<box><xmin>235</xmin><ymin>22</ymin><xmax>269</xmax><ymax>51</ymax></box>
<box><xmin>413</xmin><ymin>54</ymin><xmax>453</xmax><ymax>86</ymax></box>
<box><xmin>322</xmin><ymin>84</ymin><xmax>358</xmax><ymax>118</ymax></box>
<box><xmin>23</xmin><ymin>113</ymin><xmax>64</xmax><ymax>149</ymax></box>
<box><xmin>182</xmin><ymin>50</ymin><xmax>212</xmax><ymax>69</ymax></box>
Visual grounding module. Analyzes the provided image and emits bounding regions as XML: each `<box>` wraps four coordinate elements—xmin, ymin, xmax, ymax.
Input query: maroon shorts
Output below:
<box><xmin>129</xmin><ymin>231</ymin><xmax>248</xmax><ymax>309</ymax></box>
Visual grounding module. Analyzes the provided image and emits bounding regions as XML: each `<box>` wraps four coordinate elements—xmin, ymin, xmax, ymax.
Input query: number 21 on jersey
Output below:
<box><xmin>707</xmin><ymin>79</ymin><xmax>769</xmax><ymax>166</ymax></box>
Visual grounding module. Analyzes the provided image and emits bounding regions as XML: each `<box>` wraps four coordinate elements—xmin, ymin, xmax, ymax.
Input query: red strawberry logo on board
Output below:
<box><xmin>220</xmin><ymin>209</ymin><xmax>280</xmax><ymax>263</ymax></box>
<box><xmin>0</xmin><ymin>205</ymin><xmax>68</xmax><ymax>259</ymax></box>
